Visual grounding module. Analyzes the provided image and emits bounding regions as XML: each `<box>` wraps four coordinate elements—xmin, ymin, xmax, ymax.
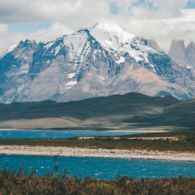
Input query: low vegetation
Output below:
<box><xmin>0</xmin><ymin>170</ymin><xmax>194</xmax><ymax>195</ymax></box>
<box><xmin>0</xmin><ymin>131</ymin><xmax>194</xmax><ymax>152</ymax></box>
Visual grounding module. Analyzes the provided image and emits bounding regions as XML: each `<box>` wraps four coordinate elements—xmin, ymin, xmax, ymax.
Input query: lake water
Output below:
<box><xmin>0</xmin><ymin>129</ymin><xmax>151</xmax><ymax>139</ymax></box>
<box><xmin>0</xmin><ymin>155</ymin><xmax>195</xmax><ymax>180</ymax></box>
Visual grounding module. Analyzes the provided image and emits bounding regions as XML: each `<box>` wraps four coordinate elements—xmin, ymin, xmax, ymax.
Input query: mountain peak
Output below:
<box><xmin>92</xmin><ymin>22</ymin><xmax>126</xmax><ymax>32</ymax></box>
<box><xmin>91</xmin><ymin>22</ymin><xmax>135</xmax><ymax>41</ymax></box>
<box><xmin>187</xmin><ymin>41</ymin><xmax>195</xmax><ymax>49</ymax></box>
<box><xmin>169</xmin><ymin>40</ymin><xmax>187</xmax><ymax>66</ymax></box>
<box><xmin>90</xmin><ymin>22</ymin><xmax>135</xmax><ymax>51</ymax></box>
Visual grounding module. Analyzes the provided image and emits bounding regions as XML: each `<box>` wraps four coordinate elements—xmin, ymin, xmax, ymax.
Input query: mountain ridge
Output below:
<box><xmin>0</xmin><ymin>23</ymin><xmax>195</xmax><ymax>103</ymax></box>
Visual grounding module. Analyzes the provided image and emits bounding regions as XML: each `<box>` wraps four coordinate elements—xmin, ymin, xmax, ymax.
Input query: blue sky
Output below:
<box><xmin>8</xmin><ymin>23</ymin><xmax>51</xmax><ymax>33</ymax></box>
<box><xmin>185</xmin><ymin>0</ymin><xmax>195</xmax><ymax>8</ymax></box>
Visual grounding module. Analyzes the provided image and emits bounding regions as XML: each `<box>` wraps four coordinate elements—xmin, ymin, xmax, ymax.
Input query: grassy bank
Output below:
<box><xmin>0</xmin><ymin>131</ymin><xmax>194</xmax><ymax>152</ymax></box>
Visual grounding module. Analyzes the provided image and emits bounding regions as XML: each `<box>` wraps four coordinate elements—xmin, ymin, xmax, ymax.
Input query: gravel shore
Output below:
<box><xmin>0</xmin><ymin>145</ymin><xmax>194</xmax><ymax>161</ymax></box>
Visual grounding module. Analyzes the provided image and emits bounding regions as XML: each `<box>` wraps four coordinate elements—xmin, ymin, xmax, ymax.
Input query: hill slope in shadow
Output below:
<box><xmin>0</xmin><ymin>92</ymin><xmax>193</xmax><ymax>130</ymax></box>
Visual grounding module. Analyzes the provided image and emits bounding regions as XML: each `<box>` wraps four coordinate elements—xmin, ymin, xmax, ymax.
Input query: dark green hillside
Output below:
<box><xmin>0</xmin><ymin>92</ymin><xmax>194</xmax><ymax>130</ymax></box>
<box><xmin>126</xmin><ymin>99</ymin><xmax>195</xmax><ymax>128</ymax></box>
<box><xmin>0</xmin><ymin>92</ymin><xmax>179</xmax><ymax>121</ymax></box>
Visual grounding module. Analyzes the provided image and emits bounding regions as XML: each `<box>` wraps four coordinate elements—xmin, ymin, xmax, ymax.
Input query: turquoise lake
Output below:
<box><xmin>0</xmin><ymin>129</ymin><xmax>151</xmax><ymax>139</ymax></box>
<box><xmin>0</xmin><ymin>155</ymin><xmax>195</xmax><ymax>180</ymax></box>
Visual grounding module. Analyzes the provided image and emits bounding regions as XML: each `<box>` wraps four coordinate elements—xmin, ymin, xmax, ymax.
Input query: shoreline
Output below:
<box><xmin>0</xmin><ymin>145</ymin><xmax>194</xmax><ymax>162</ymax></box>
<box><xmin>0</xmin><ymin>128</ymin><xmax>167</xmax><ymax>133</ymax></box>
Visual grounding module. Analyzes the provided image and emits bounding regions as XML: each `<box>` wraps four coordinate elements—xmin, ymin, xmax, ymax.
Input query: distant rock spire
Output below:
<box><xmin>169</xmin><ymin>40</ymin><xmax>195</xmax><ymax>68</ymax></box>
<box><xmin>186</xmin><ymin>41</ymin><xmax>195</xmax><ymax>67</ymax></box>
<box><xmin>169</xmin><ymin>40</ymin><xmax>187</xmax><ymax>66</ymax></box>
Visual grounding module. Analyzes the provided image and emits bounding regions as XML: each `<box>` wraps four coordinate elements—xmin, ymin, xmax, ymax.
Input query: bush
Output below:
<box><xmin>0</xmin><ymin>171</ymin><xmax>194</xmax><ymax>195</ymax></box>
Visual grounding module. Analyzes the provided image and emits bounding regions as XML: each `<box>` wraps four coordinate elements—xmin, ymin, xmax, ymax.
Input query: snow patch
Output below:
<box><xmin>44</xmin><ymin>41</ymin><xmax>54</xmax><ymax>50</ymax></box>
<box><xmin>6</xmin><ymin>44</ymin><xmax>17</xmax><ymax>53</ymax></box>
<box><xmin>65</xmin><ymin>80</ymin><xmax>77</xmax><ymax>89</ymax></box>
<box><xmin>117</xmin><ymin>56</ymin><xmax>125</xmax><ymax>64</ymax></box>
<box><xmin>187</xmin><ymin>65</ymin><xmax>193</xmax><ymax>69</ymax></box>
<box><xmin>68</xmin><ymin>72</ymin><xmax>76</xmax><ymax>79</ymax></box>
<box><xmin>92</xmin><ymin>23</ymin><xmax>135</xmax><ymax>43</ymax></box>
<box><xmin>91</xmin><ymin>22</ymin><xmax>135</xmax><ymax>51</ymax></box>
<box><xmin>54</xmin><ymin>45</ymin><xmax>61</xmax><ymax>56</ymax></box>
<box><xmin>99</xmin><ymin>75</ymin><xmax>105</xmax><ymax>81</ymax></box>
<box><xmin>63</xmin><ymin>32</ymin><xmax>90</xmax><ymax>64</ymax></box>
<box><xmin>90</xmin><ymin>22</ymin><xmax>155</xmax><ymax>65</ymax></box>
<box><xmin>19</xmin><ymin>64</ymin><xmax>29</xmax><ymax>74</ymax></box>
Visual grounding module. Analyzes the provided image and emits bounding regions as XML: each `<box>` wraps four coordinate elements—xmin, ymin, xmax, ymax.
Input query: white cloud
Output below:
<box><xmin>0</xmin><ymin>0</ymin><xmax>188</xmax><ymax>24</ymax></box>
<box><xmin>29</xmin><ymin>23</ymin><xmax>73</xmax><ymax>42</ymax></box>
<box><xmin>125</xmin><ymin>9</ymin><xmax>195</xmax><ymax>51</ymax></box>
<box><xmin>0</xmin><ymin>23</ymin><xmax>73</xmax><ymax>54</ymax></box>
<box><xmin>111</xmin><ymin>0</ymin><xmax>188</xmax><ymax>19</ymax></box>
<box><xmin>0</xmin><ymin>23</ymin><xmax>7</xmax><ymax>33</ymax></box>
<box><xmin>0</xmin><ymin>0</ymin><xmax>195</xmax><ymax>53</ymax></box>
<box><xmin>0</xmin><ymin>0</ymin><xmax>112</xmax><ymax>27</ymax></box>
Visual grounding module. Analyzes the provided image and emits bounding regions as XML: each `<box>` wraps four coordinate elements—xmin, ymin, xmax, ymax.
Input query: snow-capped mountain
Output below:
<box><xmin>0</xmin><ymin>23</ymin><xmax>195</xmax><ymax>103</ymax></box>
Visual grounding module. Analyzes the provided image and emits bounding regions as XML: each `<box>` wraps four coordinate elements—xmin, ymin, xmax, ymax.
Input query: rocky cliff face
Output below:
<box><xmin>0</xmin><ymin>23</ymin><xmax>194</xmax><ymax>103</ymax></box>
<box><xmin>186</xmin><ymin>41</ymin><xmax>195</xmax><ymax>68</ymax></box>
<box><xmin>169</xmin><ymin>40</ymin><xmax>187</xmax><ymax>66</ymax></box>
<box><xmin>169</xmin><ymin>40</ymin><xmax>195</xmax><ymax>69</ymax></box>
